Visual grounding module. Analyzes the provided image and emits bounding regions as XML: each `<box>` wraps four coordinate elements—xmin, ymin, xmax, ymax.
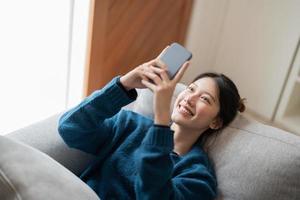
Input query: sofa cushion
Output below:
<box><xmin>6</xmin><ymin>113</ymin><xmax>95</xmax><ymax>176</ymax></box>
<box><xmin>130</xmin><ymin>84</ymin><xmax>300</xmax><ymax>200</ymax></box>
<box><xmin>0</xmin><ymin>135</ymin><xmax>99</xmax><ymax>200</ymax></box>
<box><xmin>209</xmin><ymin>114</ymin><xmax>300</xmax><ymax>200</ymax></box>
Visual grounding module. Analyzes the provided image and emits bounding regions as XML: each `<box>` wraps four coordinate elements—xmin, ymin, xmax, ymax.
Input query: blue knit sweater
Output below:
<box><xmin>58</xmin><ymin>76</ymin><xmax>217</xmax><ymax>200</ymax></box>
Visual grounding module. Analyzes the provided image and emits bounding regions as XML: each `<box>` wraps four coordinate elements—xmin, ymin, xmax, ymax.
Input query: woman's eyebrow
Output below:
<box><xmin>191</xmin><ymin>83</ymin><xmax>217</xmax><ymax>102</ymax></box>
<box><xmin>204</xmin><ymin>92</ymin><xmax>216</xmax><ymax>102</ymax></box>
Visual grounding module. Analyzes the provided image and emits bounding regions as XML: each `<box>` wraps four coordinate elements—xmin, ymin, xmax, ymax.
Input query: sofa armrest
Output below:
<box><xmin>6</xmin><ymin>113</ymin><xmax>95</xmax><ymax>176</ymax></box>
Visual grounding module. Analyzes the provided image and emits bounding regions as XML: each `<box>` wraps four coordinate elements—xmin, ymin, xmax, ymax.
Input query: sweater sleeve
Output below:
<box><xmin>134</xmin><ymin>125</ymin><xmax>217</xmax><ymax>200</ymax></box>
<box><xmin>57</xmin><ymin>76</ymin><xmax>137</xmax><ymax>155</ymax></box>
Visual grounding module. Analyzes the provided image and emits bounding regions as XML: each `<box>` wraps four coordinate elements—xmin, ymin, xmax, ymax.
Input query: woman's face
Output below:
<box><xmin>171</xmin><ymin>77</ymin><xmax>221</xmax><ymax>131</ymax></box>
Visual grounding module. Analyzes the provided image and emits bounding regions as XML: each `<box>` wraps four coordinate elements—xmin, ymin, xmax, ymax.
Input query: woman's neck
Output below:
<box><xmin>171</xmin><ymin>123</ymin><xmax>206</xmax><ymax>156</ymax></box>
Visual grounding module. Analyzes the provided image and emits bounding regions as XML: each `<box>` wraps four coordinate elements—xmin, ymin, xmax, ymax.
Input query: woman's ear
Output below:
<box><xmin>209</xmin><ymin>117</ymin><xmax>223</xmax><ymax>130</ymax></box>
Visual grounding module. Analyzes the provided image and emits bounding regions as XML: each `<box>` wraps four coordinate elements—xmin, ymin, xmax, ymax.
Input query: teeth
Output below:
<box><xmin>179</xmin><ymin>105</ymin><xmax>193</xmax><ymax>116</ymax></box>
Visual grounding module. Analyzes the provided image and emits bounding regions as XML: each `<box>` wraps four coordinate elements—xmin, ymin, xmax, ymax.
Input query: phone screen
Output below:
<box><xmin>159</xmin><ymin>43</ymin><xmax>192</xmax><ymax>79</ymax></box>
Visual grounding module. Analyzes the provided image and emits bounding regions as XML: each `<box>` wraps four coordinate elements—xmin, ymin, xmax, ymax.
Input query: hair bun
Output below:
<box><xmin>238</xmin><ymin>98</ymin><xmax>246</xmax><ymax>113</ymax></box>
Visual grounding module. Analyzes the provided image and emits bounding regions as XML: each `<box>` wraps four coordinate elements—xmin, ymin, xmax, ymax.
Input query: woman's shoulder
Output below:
<box><xmin>174</xmin><ymin>146</ymin><xmax>216</xmax><ymax>180</ymax></box>
<box><xmin>176</xmin><ymin>145</ymin><xmax>214</xmax><ymax>171</ymax></box>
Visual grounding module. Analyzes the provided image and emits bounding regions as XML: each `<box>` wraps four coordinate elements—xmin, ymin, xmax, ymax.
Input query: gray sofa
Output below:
<box><xmin>1</xmin><ymin>85</ymin><xmax>300</xmax><ymax>200</ymax></box>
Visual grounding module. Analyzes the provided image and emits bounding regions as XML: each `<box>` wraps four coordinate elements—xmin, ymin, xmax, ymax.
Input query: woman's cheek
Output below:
<box><xmin>194</xmin><ymin>103</ymin><xmax>215</xmax><ymax>119</ymax></box>
<box><xmin>174</xmin><ymin>93</ymin><xmax>185</xmax><ymax>107</ymax></box>
<box><xmin>177</xmin><ymin>92</ymin><xmax>186</xmax><ymax>101</ymax></box>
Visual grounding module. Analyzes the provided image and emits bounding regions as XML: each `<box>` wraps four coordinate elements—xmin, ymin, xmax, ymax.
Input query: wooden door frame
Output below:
<box><xmin>83</xmin><ymin>0</ymin><xmax>193</xmax><ymax>97</ymax></box>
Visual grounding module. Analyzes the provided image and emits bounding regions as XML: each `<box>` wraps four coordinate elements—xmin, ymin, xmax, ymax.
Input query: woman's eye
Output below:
<box><xmin>187</xmin><ymin>86</ymin><xmax>194</xmax><ymax>92</ymax></box>
<box><xmin>201</xmin><ymin>96</ymin><xmax>210</xmax><ymax>104</ymax></box>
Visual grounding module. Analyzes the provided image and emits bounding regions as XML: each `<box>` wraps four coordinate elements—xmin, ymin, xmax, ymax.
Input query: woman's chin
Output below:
<box><xmin>171</xmin><ymin>113</ymin><xmax>190</xmax><ymax>126</ymax></box>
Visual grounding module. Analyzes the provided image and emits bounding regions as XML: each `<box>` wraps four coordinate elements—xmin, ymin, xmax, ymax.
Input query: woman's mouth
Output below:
<box><xmin>178</xmin><ymin>104</ymin><xmax>194</xmax><ymax>117</ymax></box>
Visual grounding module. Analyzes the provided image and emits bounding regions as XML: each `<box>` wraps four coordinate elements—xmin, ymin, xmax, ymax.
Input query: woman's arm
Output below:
<box><xmin>58</xmin><ymin>76</ymin><xmax>137</xmax><ymax>155</ymax></box>
<box><xmin>57</xmin><ymin>47</ymin><xmax>171</xmax><ymax>155</ymax></box>
<box><xmin>134</xmin><ymin>125</ymin><xmax>217</xmax><ymax>200</ymax></box>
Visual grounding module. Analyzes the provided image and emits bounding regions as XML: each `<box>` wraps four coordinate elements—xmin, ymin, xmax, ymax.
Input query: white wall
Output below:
<box><xmin>184</xmin><ymin>0</ymin><xmax>300</xmax><ymax>121</ymax></box>
<box><xmin>0</xmin><ymin>1</ymin><xmax>70</xmax><ymax>135</ymax></box>
<box><xmin>0</xmin><ymin>0</ymin><xmax>90</xmax><ymax>135</ymax></box>
<box><xmin>183</xmin><ymin>0</ymin><xmax>229</xmax><ymax>83</ymax></box>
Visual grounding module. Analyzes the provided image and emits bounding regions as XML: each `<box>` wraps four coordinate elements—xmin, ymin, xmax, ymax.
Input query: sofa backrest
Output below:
<box><xmin>126</xmin><ymin>84</ymin><xmax>300</xmax><ymax>200</ymax></box>
<box><xmin>210</xmin><ymin>114</ymin><xmax>300</xmax><ymax>200</ymax></box>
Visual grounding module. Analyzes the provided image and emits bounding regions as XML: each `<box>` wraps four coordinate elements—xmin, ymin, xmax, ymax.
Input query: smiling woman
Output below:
<box><xmin>57</xmin><ymin>46</ymin><xmax>245</xmax><ymax>199</ymax></box>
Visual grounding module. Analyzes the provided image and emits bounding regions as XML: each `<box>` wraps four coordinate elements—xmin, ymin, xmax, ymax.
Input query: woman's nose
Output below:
<box><xmin>184</xmin><ymin>94</ymin><xmax>197</xmax><ymax>106</ymax></box>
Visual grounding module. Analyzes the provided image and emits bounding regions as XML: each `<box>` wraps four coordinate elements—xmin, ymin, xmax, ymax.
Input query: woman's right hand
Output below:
<box><xmin>120</xmin><ymin>47</ymin><xmax>169</xmax><ymax>91</ymax></box>
<box><xmin>119</xmin><ymin>60</ymin><xmax>155</xmax><ymax>90</ymax></box>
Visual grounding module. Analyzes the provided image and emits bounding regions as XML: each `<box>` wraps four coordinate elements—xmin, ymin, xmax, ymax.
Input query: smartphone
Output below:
<box><xmin>159</xmin><ymin>42</ymin><xmax>192</xmax><ymax>79</ymax></box>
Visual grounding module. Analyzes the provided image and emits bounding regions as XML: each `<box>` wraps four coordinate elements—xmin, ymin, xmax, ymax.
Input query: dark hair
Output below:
<box><xmin>193</xmin><ymin>72</ymin><xmax>246</xmax><ymax>149</ymax></box>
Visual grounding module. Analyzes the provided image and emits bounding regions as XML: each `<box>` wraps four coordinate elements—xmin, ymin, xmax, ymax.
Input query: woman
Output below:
<box><xmin>58</xmin><ymin>48</ymin><xmax>245</xmax><ymax>199</ymax></box>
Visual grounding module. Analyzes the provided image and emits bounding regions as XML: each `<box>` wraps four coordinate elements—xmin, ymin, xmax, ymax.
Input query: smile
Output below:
<box><xmin>178</xmin><ymin>104</ymin><xmax>194</xmax><ymax>116</ymax></box>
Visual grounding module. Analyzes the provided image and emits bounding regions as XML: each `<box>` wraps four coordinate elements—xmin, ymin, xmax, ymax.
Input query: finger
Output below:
<box><xmin>149</xmin><ymin>65</ymin><xmax>170</xmax><ymax>82</ymax></box>
<box><xmin>143</xmin><ymin>70</ymin><xmax>162</xmax><ymax>85</ymax></box>
<box><xmin>173</xmin><ymin>61</ymin><xmax>190</xmax><ymax>83</ymax></box>
<box><xmin>148</xmin><ymin>59</ymin><xmax>167</xmax><ymax>70</ymax></box>
<box><xmin>141</xmin><ymin>79</ymin><xmax>156</xmax><ymax>91</ymax></box>
<box><xmin>156</xmin><ymin>59</ymin><xmax>167</xmax><ymax>70</ymax></box>
<box><xmin>140</xmin><ymin>73</ymin><xmax>149</xmax><ymax>82</ymax></box>
<box><xmin>153</xmin><ymin>46</ymin><xmax>170</xmax><ymax>70</ymax></box>
<box><xmin>149</xmin><ymin>65</ymin><xmax>164</xmax><ymax>73</ymax></box>
<box><xmin>143</xmin><ymin>45</ymin><xmax>170</xmax><ymax>69</ymax></box>
<box><xmin>138</xmin><ymin>64</ymin><xmax>151</xmax><ymax>82</ymax></box>
<box><xmin>157</xmin><ymin>45</ymin><xmax>170</xmax><ymax>58</ymax></box>
<box><xmin>160</xmin><ymin>69</ymin><xmax>170</xmax><ymax>82</ymax></box>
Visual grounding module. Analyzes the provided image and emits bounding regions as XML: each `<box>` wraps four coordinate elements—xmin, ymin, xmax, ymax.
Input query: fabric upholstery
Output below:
<box><xmin>6</xmin><ymin>113</ymin><xmax>95</xmax><ymax>176</ymax></box>
<box><xmin>210</xmin><ymin>114</ymin><xmax>300</xmax><ymax>200</ymax></box>
<box><xmin>0</xmin><ymin>135</ymin><xmax>99</xmax><ymax>200</ymax></box>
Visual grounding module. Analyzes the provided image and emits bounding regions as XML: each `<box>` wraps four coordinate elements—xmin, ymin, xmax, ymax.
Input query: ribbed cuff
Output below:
<box><xmin>91</xmin><ymin>76</ymin><xmax>137</xmax><ymax>109</ymax></box>
<box><xmin>154</xmin><ymin>124</ymin><xmax>170</xmax><ymax>129</ymax></box>
<box><xmin>116</xmin><ymin>77</ymin><xmax>138</xmax><ymax>100</ymax></box>
<box><xmin>143</xmin><ymin>125</ymin><xmax>174</xmax><ymax>150</ymax></box>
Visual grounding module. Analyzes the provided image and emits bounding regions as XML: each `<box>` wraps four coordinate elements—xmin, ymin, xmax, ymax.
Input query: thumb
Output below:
<box><xmin>173</xmin><ymin>61</ymin><xmax>190</xmax><ymax>83</ymax></box>
<box><xmin>157</xmin><ymin>45</ymin><xmax>170</xmax><ymax>59</ymax></box>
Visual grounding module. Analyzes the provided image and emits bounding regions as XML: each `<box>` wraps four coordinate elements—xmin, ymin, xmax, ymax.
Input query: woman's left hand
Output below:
<box><xmin>141</xmin><ymin>59</ymin><xmax>189</xmax><ymax>126</ymax></box>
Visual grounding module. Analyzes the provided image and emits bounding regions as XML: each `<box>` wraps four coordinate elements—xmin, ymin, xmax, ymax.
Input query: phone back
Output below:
<box><xmin>159</xmin><ymin>43</ymin><xmax>192</xmax><ymax>78</ymax></box>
